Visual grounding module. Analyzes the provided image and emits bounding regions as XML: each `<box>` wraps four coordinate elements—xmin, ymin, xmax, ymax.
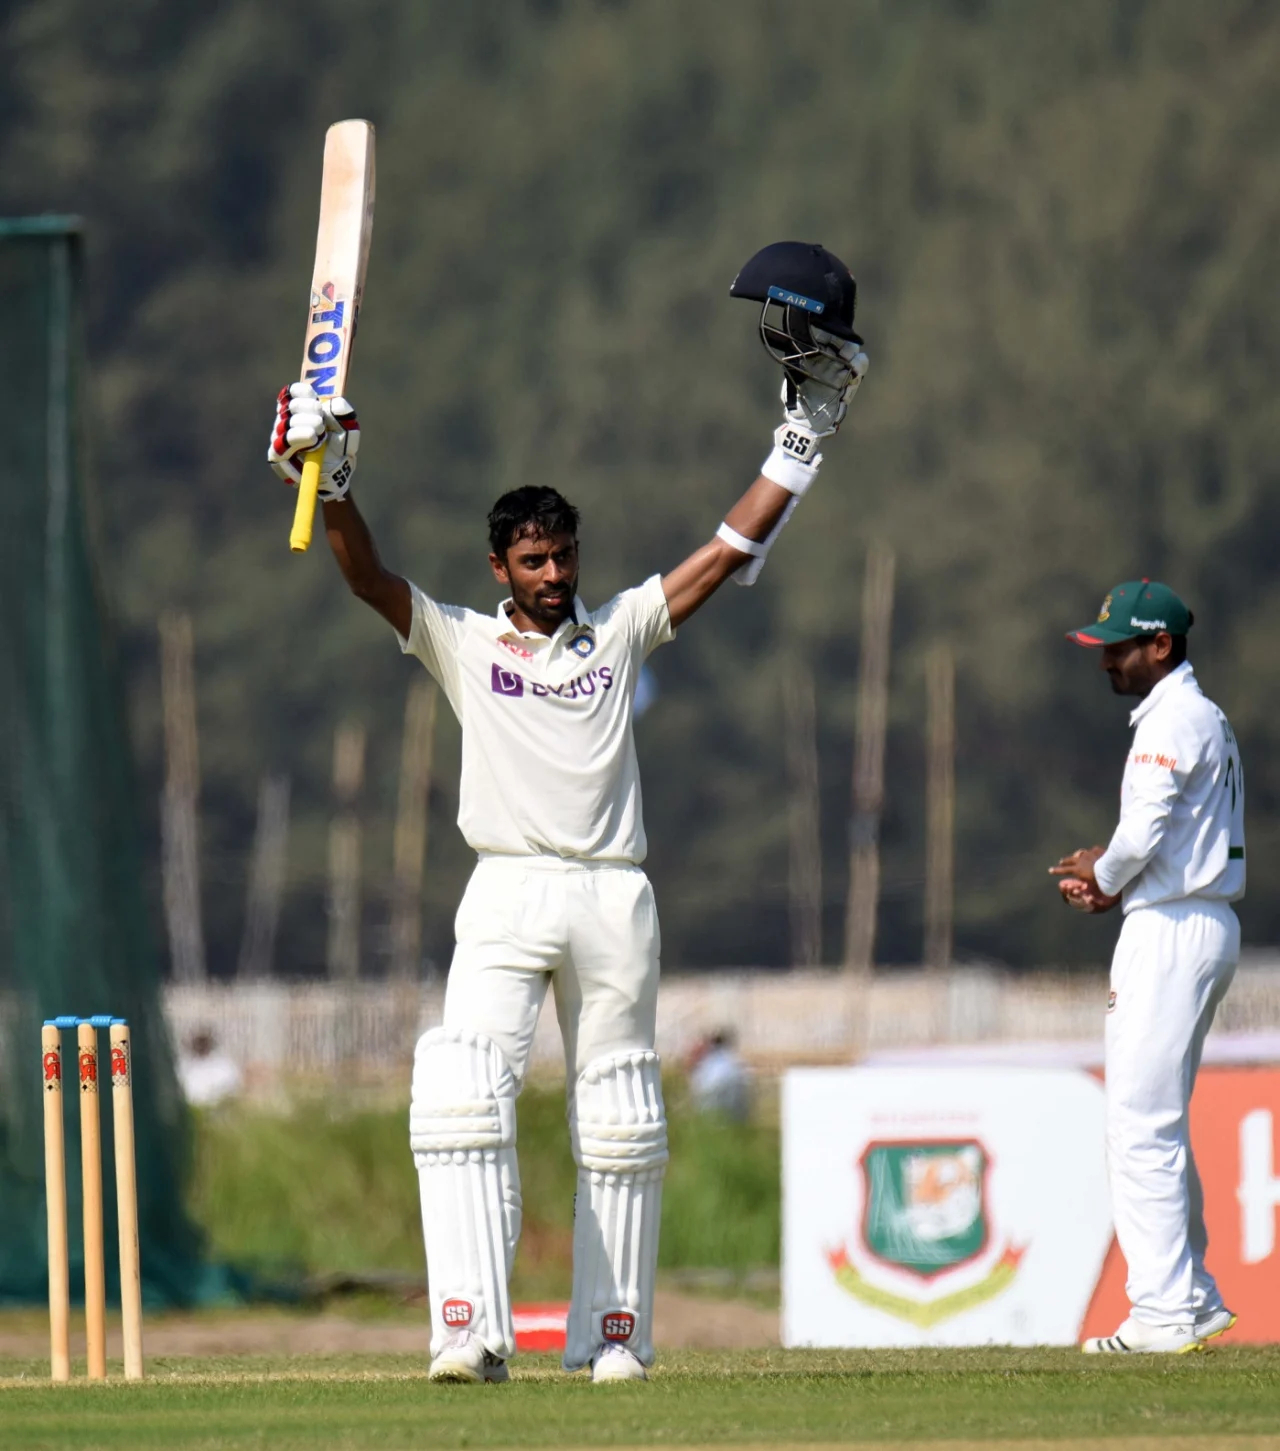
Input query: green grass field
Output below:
<box><xmin>2</xmin><ymin>1348</ymin><xmax>1280</xmax><ymax>1450</ymax></box>
<box><xmin>187</xmin><ymin>1078</ymin><xmax>780</xmax><ymax>1297</ymax></box>
<box><xmin>13</xmin><ymin>1089</ymin><xmax>1273</xmax><ymax>1448</ymax></box>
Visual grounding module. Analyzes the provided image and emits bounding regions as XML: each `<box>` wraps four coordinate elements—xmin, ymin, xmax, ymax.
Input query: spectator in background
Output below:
<box><xmin>176</xmin><ymin>1028</ymin><xmax>243</xmax><ymax>1108</ymax></box>
<box><xmin>687</xmin><ymin>1029</ymin><xmax>751</xmax><ymax>1122</ymax></box>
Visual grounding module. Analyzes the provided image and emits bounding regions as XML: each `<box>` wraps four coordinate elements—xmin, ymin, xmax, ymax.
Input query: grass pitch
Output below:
<box><xmin>2</xmin><ymin>1348</ymin><xmax>1280</xmax><ymax>1450</ymax></box>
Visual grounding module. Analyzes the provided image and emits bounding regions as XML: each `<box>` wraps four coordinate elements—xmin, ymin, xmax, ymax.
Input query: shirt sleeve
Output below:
<box><xmin>1094</xmin><ymin>716</ymin><xmax>1196</xmax><ymax>897</ymax></box>
<box><xmin>600</xmin><ymin>574</ymin><xmax>675</xmax><ymax>661</ymax></box>
<box><xmin>396</xmin><ymin>581</ymin><xmax>467</xmax><ymax>702</ymax></box>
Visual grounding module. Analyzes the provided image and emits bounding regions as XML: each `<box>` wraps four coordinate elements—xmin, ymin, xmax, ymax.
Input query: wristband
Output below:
<box><xmin>716</xmin><ymin>521</ymin><xmax>767</xmax><ymax>558</ymax></box>
<box><xmin>726</xmin><ymin>496</ymin><xmax>800</xmax><ymax>587</ymax></box>
<box><xmin>761</xmin><ymin>423</ymin><xmax>823</xmax><ymax>496</ymax></box>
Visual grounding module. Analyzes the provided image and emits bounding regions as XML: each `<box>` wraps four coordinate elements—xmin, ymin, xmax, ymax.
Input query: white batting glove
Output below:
<box><xmin>762</xmin><ymin>336</ymin><xmax>868</xmax><ymax>495</ymax></box>
<box><xmin>267</xmin><ymin>382</ymin><xmax>359</xmax><ymax>501</ymax></box>
<box><xmin>784</xmin><ymin>329</ymin><xmax>870</xmax><ymax>436</ymax></box>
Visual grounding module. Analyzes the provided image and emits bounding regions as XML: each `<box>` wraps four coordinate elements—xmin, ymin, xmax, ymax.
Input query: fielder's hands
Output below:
<box><xmin>784</xmin><ymin>328</ymin><xmax>870</xmax><ymax>436</ymax></box>
<box><xmin>268</xmin><ymin>382</ymin><xmax>359</xmax><ymax>501</ymax></box>
<box><xmin>1049</xmin><ymin>847</ymin><xmax>1121</xmax><ymax>914</ymax></box>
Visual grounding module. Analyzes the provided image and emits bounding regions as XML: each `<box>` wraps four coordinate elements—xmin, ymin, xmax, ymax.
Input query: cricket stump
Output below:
<box><xmin>42</xmin><ymin>1023</ymin><xmax>71</xmax><ymax>1382</ymax></box>
<box><xmin>110</xmin><ymin>1021</ymin><xmax>144</xmax><ymax>1379</ymax></box>
<box><xmin>78</xmin><ymin>1020</ymin><xmax>107</xmax><ymax>1381</ymax></box>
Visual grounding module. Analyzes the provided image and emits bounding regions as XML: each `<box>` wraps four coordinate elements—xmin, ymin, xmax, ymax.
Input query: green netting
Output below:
<box><xmin>0</xmin><ymin>220</ymin><xmax>220</xmax><ymax>1306</ymax></box>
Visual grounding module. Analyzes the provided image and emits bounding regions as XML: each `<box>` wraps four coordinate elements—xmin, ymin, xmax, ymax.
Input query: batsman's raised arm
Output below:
<box><xmin>323</xmin><ymin>494</ymin><xmax>411</xmax><ymax>637</ymax></box>
<box><xmin>269</xmin><ymin>243</ymin><xmax>867</xmax><ymax>637</ymax></box>
<box><xmin>661</xmin><ymin>472</ymin><xmax>799</xmax><ymax>627</ymax></box>
<box><xmin>268</xmin><ymin>382</ymin><xmax>411</xmax><ymax>637</ymax></box>
<box><xmin>663</xmin><ymin>242</ymin><xmax>869</xmax><ymax>628</ymax></box>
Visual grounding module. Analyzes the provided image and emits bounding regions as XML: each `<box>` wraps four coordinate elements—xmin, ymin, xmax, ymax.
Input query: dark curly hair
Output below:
<box><xmin>487</xmin><ymin>486</ymin><xmax>580</xmax><ymax>556</ymax></box>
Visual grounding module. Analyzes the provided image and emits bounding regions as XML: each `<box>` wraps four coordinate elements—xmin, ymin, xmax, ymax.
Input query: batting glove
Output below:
<box><xmin>267</xmin><ymin>381</ymin><xmax>359</xmax><ymax>501</ymax></box>
<box><xmin>763</xmin><ymin>337</ymin><xmax>869</xmax><ymax>495</ymax></box>
<box><xmin>784</xmin><ymin>330</ymin><xmax>870</xmax><ymax>436</ymax></box>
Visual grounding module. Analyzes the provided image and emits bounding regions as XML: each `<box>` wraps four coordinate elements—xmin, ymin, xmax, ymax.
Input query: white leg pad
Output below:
<box><xmin>564</xmin><ymin>1050</ymin><xmax>668</xmax><ymax>1370</ymax></box>
<box><xmin>410</xmin><ymin>1028</ymin><xmax>520</xmax><ymax>1359</ymax></box>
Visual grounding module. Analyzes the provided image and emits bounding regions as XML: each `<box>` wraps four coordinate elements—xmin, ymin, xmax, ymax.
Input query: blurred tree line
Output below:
<box><xmin>2</xmin><ymin>0</ymin><xmax>1277</xmax><ymax>972</ymax></box>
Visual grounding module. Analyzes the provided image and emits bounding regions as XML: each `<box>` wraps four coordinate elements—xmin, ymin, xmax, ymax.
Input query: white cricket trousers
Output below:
<box><xmin>1105</xmin><ymin>897</ymin><xmax>1239</xmax><ymax>1327</ymax></box>
<box><xmin>443</xmin><ymin>854</ymin><xmax>661</xmax><ymax>1083</ymax></box>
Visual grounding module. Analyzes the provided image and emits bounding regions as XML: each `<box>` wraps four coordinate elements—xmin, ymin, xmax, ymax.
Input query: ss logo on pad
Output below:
<box><xmin>602</xmin><ymin>1310</ymin><xmax>635</xmax><ymax>1341</ymax></box>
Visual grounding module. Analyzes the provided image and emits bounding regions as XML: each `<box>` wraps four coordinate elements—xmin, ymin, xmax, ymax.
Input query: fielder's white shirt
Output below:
<box><xmin>1094</xmin><ymin>662</ymin><xmax>1246</xmax><ymax>911</ymax></box>
<box><xmin>398</xmin><ymin>575</ymin><xmax>674</xmax><ymax>862</ymax></box>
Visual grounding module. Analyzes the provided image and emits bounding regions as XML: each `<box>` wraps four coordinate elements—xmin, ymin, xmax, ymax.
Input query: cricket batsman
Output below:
<box><xmin>267</xmin><ymin>243</ymin><xmax>868</xmax><ymax>1382</ymax></box>
<box><xmin>1051</xmin><ymin>580</ymin><xmax>1245</xmax><ymax>1354</ymax></box>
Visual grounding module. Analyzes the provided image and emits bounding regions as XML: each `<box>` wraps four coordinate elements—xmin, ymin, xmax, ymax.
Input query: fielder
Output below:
<box><xmin>267</xmin><ymin>243</ymin><xmax>868</xmax><ymax>1382</ymax></box>
<box><xmin>1051</xmin><ymin>580</ymin><xmax>1244</xmax><ymax>1354</ymax></box>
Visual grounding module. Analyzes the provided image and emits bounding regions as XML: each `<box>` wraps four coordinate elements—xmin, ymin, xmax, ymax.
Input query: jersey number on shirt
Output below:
<box><xmin>1222</xmin><ymin>721</ymin><xmax>1241</xmax><ymax>810</ymax></box>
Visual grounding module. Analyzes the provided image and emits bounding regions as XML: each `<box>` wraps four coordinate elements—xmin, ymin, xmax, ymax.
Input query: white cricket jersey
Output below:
<box><xmin>1094</xmin><ymin>662</ymin><xmax>1246</xmax><ymax>912</ymax></box>
<box><xmin>397</xmin><ymin>574</ymin><xmax>674</xmax><ymax>862</ymax></box>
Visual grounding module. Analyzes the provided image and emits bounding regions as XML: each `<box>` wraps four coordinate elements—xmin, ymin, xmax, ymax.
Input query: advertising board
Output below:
<box><xmin>785</xmin><ymin>1064</ymin><xmax>1280</xmax><ymax>1346</ymax></box>
<box><xmin>783</xmin><ymin>1067</ymin><xmax>1113</xmax><ymax>1346</ymax></box>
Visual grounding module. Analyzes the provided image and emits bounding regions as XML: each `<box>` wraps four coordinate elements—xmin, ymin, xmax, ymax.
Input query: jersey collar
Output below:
<box><xmin>1128</xmin><ymin>660</ymin><xmax>1195</xmax><ymax>727</ymax></box>
<box><xmin>493</xmin><ymin>596</ymin><xmax>587</xmax><ymax>650</ymax></box>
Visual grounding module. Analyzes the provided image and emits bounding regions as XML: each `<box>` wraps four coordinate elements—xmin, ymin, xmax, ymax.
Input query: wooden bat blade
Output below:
<box><xmin>290</xmin><ymin>118</ymin><xmax>376</xmax><ymax>554</ymax></box>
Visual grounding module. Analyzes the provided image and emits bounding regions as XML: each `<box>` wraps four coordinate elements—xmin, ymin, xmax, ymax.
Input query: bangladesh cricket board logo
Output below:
<box><xmin>827</xmin><ymin>1138</ymin><xmax>1024</xmax><ymax>1329</ymax></box>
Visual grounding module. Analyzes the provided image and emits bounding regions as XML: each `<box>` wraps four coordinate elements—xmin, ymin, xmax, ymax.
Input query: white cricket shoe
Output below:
<box><xmin>428</xmin><ymin>1330</ymin><xmax>510</xmax><ymax>1383</ymax></box>
<box><xmin>1082</xmin><ymin>1317</ymin><xmax>1201</xmax><ymax>1355</ymax></box>
<box><xmin>1194</xmin><ymin>1307</ymin><xmax>1237</xmax><ymax>1344</ymax></box>
<box><xmin>590</xmin><ymin>1344</ymin><xmax>648</xmax><ymax>1382</ymax></box>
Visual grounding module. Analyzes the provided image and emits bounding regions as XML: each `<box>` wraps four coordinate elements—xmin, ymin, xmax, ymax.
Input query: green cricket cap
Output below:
<box><xmin>1067</xmin><ymin>580</ymin><xmax>1194</xmax><ymax>646</ymax></box>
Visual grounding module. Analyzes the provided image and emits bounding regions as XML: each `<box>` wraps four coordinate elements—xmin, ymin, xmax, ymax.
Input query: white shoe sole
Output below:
<box><xmin>591</xmin><ymin>1353</ymin><xmax>648</xmax><ymax>1382</ymax></box>
<box><xmin>1082</xmin><ymin>1333</ymin><xmax>1201</xmax><ymax>1355</ymax></box>
<box><xmin>428</xmin><ymin>1357</ymin><xmax>509</xmax><ymax>1384</ymax></box>
<box><xmin>1196</xmin><ymin>1310</ymin><xmax>1237</xmax><ymax>1344</ymax></box>
<box><xmin>428</xmin><ymin>1364</ymin><xmax>482</xmax><ymax>1383</ymax></box>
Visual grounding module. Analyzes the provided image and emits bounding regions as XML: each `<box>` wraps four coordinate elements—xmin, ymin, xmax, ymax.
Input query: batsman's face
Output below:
<box><xmin>1100</xmin><ymin>633</ymin><xmax>1172</xmax><ymax>696</ymax></box>
<box><xmin>490</xmin><ymin>529</ymin><xmax>580</xmax><ymax>633</ymax></box>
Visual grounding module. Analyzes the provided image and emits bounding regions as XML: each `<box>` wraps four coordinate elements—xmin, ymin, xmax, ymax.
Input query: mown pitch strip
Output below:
<box><xmin>2</xmin><ymin>1348</ymin><xmax>1279</xmax><ymax>1449</ymax></box>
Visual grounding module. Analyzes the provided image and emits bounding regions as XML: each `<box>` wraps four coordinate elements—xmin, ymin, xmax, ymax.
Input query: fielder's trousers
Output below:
<box><xmin>1105</xmin><ymin>897</ymin><xmax>1239</xmax><ymax>1327</ymax></box>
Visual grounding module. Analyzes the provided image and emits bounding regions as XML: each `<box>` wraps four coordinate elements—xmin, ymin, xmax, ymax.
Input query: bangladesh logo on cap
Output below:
<box><xmin>1097</xmin><ymin>594</ymin><xmax>1112</xmax><ymax>623</ymax></box>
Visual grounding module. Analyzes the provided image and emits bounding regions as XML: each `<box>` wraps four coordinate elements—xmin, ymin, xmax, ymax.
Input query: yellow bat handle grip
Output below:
<box><xmin>289</xmin><ymin>447</ymin><xmax>325</xmax><ymax>553</ymax></box>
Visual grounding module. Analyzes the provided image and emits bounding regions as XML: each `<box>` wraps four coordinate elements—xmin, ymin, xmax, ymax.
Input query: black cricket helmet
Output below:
<box><xmin>730</xmin><ymin>241</ymin><xmax>862</xmax><ymax>391</ymax></box>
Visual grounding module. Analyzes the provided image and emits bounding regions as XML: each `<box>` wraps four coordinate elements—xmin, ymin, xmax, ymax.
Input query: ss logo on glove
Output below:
<box><xmin>780</xmin><ymin>428</ymin><xmax>816</xmax><ymax>462</ymax></box>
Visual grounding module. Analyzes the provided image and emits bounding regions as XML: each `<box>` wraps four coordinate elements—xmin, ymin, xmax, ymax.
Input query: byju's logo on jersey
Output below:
<box><xmin>491</xmin><ymin>663</ymin><xmax>615</xmax><ymax>701</ymax></box>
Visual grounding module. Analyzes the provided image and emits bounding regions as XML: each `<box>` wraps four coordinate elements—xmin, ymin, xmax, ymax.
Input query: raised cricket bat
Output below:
<box><xmin>289</xmin><ymin>119</ymin><xmax>376</xmax><ymax>553</ymax></box>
